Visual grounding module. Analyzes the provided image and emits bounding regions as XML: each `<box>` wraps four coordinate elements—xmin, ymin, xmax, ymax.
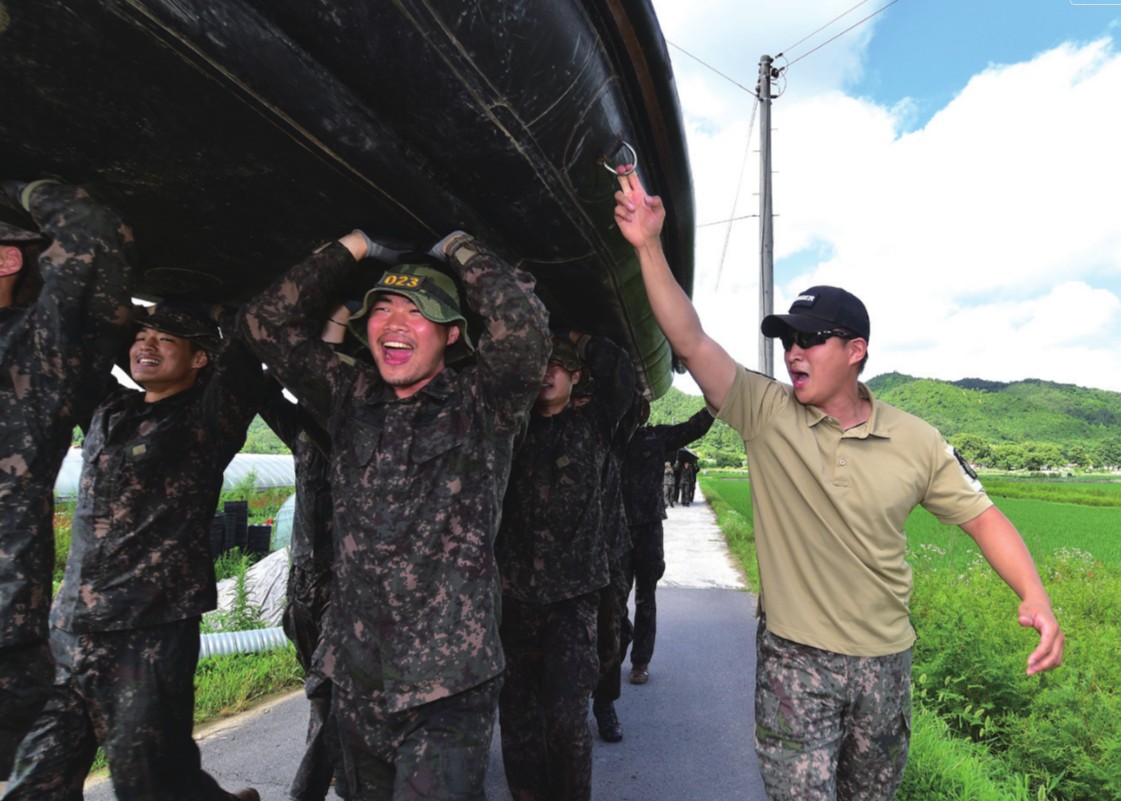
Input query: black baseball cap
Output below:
<box><xmin>134</xmin><ymin>300</ymin><xmax>222</xmax><ymax>352</ymax></box>
<box><xmin>0</xmin><ymin>196</ymin><xmax>42</xmax><ymax>244</ymax></box>
<box><xmin>761</xmin><ymin>286</ymin><xmax>870</xmax><ymax>341</ymax></box>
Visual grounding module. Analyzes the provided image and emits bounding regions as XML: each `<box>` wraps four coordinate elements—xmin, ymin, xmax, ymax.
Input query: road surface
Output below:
<box><xmin>82</xmin><ymin>495</ymin><xmax>766</xmax><ymax>800</ymax></box>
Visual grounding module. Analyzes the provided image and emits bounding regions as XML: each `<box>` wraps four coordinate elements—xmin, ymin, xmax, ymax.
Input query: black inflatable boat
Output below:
<box><xmin>0</xmin><ymin>0</ymin><xmax>693</xmax><ymax>396</ymax></box>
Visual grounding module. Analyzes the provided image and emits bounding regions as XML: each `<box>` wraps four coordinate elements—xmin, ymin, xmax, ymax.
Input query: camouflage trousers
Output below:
<box><xmin>0</xmin><ymin>639</ymin><xmax>53</xmax><ymax>779</ymax></box>
<box><xmin>499</xmin><ymin>592</ymin><xmax>600</xmax><ymax>801</ymax></box>
<box><xmin>332</xmin><ymin>673</ymin><xmax>500</xmax><ymax>801</ymax></box>
<box><xmin>754</xmin><ymin>623</ymin><xmax>912</xmax><ymax>801</ymax></box>
<box><xmin>284</xmin><ymin>595</ymin><xmax>349</xmax><ymax>801</ymax></box>
<box><xmin>592</xmin><ymin>552</ymin><xmax>633</xmax><ymax>707</ymax></box>
<box><xmin>3</xmin><ymin>618</ymin><xmax>243</xmax><ymax>801</ymax></box>
<box><xmin>629</xmin><ymin>521</ymin><xmax>665</xmax><ymax>667</ymax></box>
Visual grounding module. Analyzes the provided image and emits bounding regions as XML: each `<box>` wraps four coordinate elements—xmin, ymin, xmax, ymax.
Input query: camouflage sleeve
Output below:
<box><xmin>200</xmin><ymin>308</ymin><xmax>268</xmax><ymax>459</ymax></box>
<box><xmin>583</xmin><ymin>335</ymin><xmax>637</xmax><ymax>434</ymax></box>
<box><xmin>658</xmin><ymin>406</ymin><xmax>716</xmax><ymax>452</ymax></box>
<box><xmin>258</xmin><ymin>374</ymin><xmax>306</xmax><ymax>453</ymax></box>
<box><xmin>443</xmin><ymin>236</ymin><xmax>550</xmax><ymax>424</ymax></box>
<box><xmin>24</xmin><ymin>182</ymin><xmax>135</xmax><ymax>417</ymax></box>
<box><xmin>239</xmin><ymin>241</ymin><xmax>358</xmax><ymax>423</ymax></box>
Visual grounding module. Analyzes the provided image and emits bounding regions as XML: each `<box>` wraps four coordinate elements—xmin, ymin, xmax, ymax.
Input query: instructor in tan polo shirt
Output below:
<box><xmin>612</xmin><ymin>170</ymin><xmax>1063</xmax><ymax>801</ymax></box>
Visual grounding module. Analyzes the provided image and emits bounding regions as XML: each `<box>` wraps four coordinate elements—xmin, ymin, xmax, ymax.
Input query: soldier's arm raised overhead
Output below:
<box><xmin>434</xmin><ymin>232</ymin><xmax>551</xmax><ymax>424</ymax></box>
<box><xmin>240</xmin><ymin>233</ymin><xmax>368</xmax><ymax>423</ymax></box>
<box><xmin>614</xmin><ymin>170</ymin><xmax>737</xmax><ymax>411</ymax></box>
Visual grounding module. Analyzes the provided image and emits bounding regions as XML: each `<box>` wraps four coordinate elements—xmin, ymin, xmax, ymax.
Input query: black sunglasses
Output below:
<box><xmin>778</xmin><ymin>329</ymin><xmax>857</xmax><ymax>351</ymax></box>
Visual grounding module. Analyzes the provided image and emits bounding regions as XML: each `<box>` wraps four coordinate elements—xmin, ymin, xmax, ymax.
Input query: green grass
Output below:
<box><xmin>697</xmin><ymin>475</ymin><xmax>759</xmax><ymax>592</ymax></box>
<box><xmin>194</xmin><ymin>647</ymin><xmax>303</xmax><ymax>724</ymax></box>
<box><xmin>904</xmin><ymin>495</ymin><xmax>1121</xmax><ymax>567</ymax></box>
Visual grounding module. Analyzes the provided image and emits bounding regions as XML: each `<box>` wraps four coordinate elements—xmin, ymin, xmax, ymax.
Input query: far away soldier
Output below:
<box><xmin>4</xmin><ymin>301</ymin><xmax>265</xmax><ymax>801</ymax></box>
<box><xmin>258</xmin><ymin>371</ymin><xmax>348</xmax><ymax>801</ymax></box>
<box><xmin>496</xmin><ymin>331</ymin><xmax>635</xmax><ymax>801</ymax></box>
<box><xmin>678</xmin><ymin>459</ymin><xmax>698</xmax><ymax>505</ymax></box>
<box><xmin>241</xmin><ymin>229</ymin><xmax>550</xmax><ymax>801</ymax></box>
<box><xmin>623</xmin><ymin>405</ymin><xmax>714</xmax><ymax>686</ymax></box>
<box><xmin>0</xmin><ymin>179</ymin><xmax>133</xmax><ymax>778</ymax></box>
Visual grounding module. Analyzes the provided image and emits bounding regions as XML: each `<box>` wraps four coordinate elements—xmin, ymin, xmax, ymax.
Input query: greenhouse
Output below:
<box><xmin>54</xmin><ymin>449</ymin><xmax>296</xmax><ymax>500</ymax></box>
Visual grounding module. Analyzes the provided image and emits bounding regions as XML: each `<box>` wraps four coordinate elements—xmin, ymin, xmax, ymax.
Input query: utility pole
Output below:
<box><xmin>757</xmin><ymin>55</ymin><xmax>775</xmax><ymax>377</ymax></box>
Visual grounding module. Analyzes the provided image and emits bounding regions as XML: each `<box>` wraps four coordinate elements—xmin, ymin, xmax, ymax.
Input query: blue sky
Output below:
<box><xmin>649</xmin><ymin>0</ymin><xmax>1121</xmax><ymax>393</ymax></box>
<box><xmin>857</xmin><ymin>0</ymin><xmax>1121</xmax><ymax>127</ymax></box>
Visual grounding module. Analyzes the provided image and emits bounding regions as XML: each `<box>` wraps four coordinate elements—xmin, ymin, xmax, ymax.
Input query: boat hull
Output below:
<box><xmin>0</xmin><ymin>0</ymin><xmax>693</xmax><ymax>396</ymax></box>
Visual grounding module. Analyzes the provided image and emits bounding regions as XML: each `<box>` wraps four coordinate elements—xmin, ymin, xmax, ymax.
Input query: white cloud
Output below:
<box><xmin>651</xmin><ymin>3</ymin><xmax>1121</xmax><ymax>393</ymax></box>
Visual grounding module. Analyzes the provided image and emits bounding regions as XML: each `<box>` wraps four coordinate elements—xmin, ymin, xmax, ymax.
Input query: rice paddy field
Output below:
<box><xmin>906</xmin><ymin>477</ymin><xmax>1121</xmax><ymax>567</ymax></box>
<box><xmin>700</xmin><ymin>472</ymin><xmax>1121</xmax><ymax>568</ymax></box>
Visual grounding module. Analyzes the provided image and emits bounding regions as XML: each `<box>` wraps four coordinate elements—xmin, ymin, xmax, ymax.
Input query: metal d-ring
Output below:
<box><xmin>602</xmin><ymin>141</ymin><xmax>637</xmax><ymax>175</ymax></box>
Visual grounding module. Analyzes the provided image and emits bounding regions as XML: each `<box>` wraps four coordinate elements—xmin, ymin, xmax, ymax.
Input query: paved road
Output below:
<box><xmin>83</xmin><ymin>497</ymin><xmax>767</xmax><ymax>800</ymax></box>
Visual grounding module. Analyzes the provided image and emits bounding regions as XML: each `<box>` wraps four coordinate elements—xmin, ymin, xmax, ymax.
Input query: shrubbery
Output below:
<box><xmin>912</xmin><ymin>546</ymin><xmax>1121</xmax><ymax>801</ymax></box>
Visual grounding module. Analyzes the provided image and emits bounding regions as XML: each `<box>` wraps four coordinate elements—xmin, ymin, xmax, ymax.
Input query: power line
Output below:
<box><xmin>777</xmin><ymin>0</ymin><xmax>877</xmax><ymax>60</ymax></box>
<box><xmin>668</xmin><ymin>41</ymin><xmax>757</xmax><ymax>96</ymax></box>
<box><xmin>697</xmin><ymin>214</ymin><xmax>760</xmax><ymax>228</ymax></box>
<box><xmin>714</xmin><ymin>95</ymin><xmax>760</xmax><ymax>291</ymax></box>
<box><xmin>780</xmin><ymin>0</ymin><xmax>904</xmax><ymax>69</ymax></box>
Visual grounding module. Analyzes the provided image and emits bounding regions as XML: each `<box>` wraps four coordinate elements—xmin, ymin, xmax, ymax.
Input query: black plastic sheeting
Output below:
<box><xmin>0</xmin><ymin>0</ymin><xmax>693</xmax><ymax>397</ymax></box>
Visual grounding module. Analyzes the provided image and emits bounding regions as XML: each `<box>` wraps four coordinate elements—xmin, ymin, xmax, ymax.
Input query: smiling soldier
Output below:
<box><xmin>5</xmin><ymin>299</ymin><xmax>264</xmax><ymax>801</ymax></box>
<box><xmin>241</xmin><ymin>229</ymin><xmax>550</xmax><ymax>801</ymax></box>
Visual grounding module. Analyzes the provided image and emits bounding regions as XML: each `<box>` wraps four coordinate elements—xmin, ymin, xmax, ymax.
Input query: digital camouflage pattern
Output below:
<box><xmin>50</xmin><ymin>316</ymin><xmax>266</xmax><ymax>633</ymax></box>
<box><xmin>4</xmin><ymin>618</ymin><xmax>247</xmax><ymax>801</ymax></box>
<box><xmin>258</xmin><ymin>376</ymin><xmax>334</xmax><ymax>653</ymax></box>
<box><xmin>333</xmin><ymin>674</ymin><xmax>501</xmax><ymax>801</ymax></box>
<box><xmin>621</xmin><ymin>408</ymin><xmax>714</xmax><ymax>668</ymax></box>
<box><xmin>498</xmin><ymin>593</ymin><xmax>600</xmax><ymax>801</ymax></box>
<box><xmin>495</xmin><ymin>334</ymin><xmax>635</xmax><ymax>604</ymax></box>
<box><xmin>754</xmin><ymin>624</ymin><xmax>911</xmax><ymax>801</ymax></box>
<box><xmin>258</xmin><ymin>377</ymin><xmax>346</xmax><ymax>801</ymax></box>
<box><xmin>593</xmin><ymin>392</ymin><xmax>642</xmax><ymax>708</ymax></box>
<box><xmin>0</xmin><ymin>182</ymin><xmax>134</xmax><ymax>642</ymax></box>
<box><xmin>621</xmin><ymin>407</ymin><xmax>714</xmax><ymax>527</ymax></box>
<box><xmin>496</xmin><ymin>335</ymin><xmax>634</xmax><ymax>800</ymax></box>
<box><xmin>6</xmin><ymin>313</ymin><xmax>266</xmax><ymax>798</ymax></box>
<box><xmin>240</xmin><ymin>235</ymin><xmax>550</xmax><ymax>714</ymax></box>
<box><xmin>0</xmin><ymin>181</ymin><xmax>133</xmax><ymax>775</ymax></box>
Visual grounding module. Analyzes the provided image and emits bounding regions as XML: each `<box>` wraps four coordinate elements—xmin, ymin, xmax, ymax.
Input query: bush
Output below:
<box><xmin>899</xmin><ymin>703</ymin><xmax>1052</xmax><ymax>801</ymax></box>
<box><xmin>910</xmin><ymin>545</ymin><xmax>1121</xmax><ymax>800</ymax></box>
<box><xmin>203</xmin><ymin>548</ymin><xmax>268</xmax><ymax>633</ymax></box>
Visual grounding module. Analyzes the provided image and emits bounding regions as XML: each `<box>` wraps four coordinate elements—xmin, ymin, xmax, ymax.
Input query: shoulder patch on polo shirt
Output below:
<box><xmin>949</xmin><ymin>444</ymin><xmax>983</xmax><ymax>492</ymax></box>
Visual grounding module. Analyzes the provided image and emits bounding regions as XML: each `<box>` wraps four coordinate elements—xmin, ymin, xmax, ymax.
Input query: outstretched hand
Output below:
<box><xmin>613</xmin><ymin>168</ymin><xmax>665</xmax><ymax>250</ymax></box>
<box><xmin>1019</xmin><ymin>601</ymin><xmax>1065</xmax><ymax>675</ymax></box>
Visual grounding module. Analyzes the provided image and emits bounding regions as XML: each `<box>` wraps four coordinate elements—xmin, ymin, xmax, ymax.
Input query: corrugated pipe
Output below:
<box><xmin>199</xmin><ymin>626</ymin><xmax>290</xmax><ymax>659</ymax></box>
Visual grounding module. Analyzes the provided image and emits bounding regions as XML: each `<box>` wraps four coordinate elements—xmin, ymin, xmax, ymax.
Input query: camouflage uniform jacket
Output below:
<box><xmin>258</xmin><ymin>377</ymin><xmax>334</xmax><ymax>610</ymax></box>
<box><xmin>0</xmin><ymin>184</ymin><xmax>133</xmax><ymax>647</ymax></box>
<box><xmin>50</xmin><ymin>325</ymin><xmax>265</xmax><ymax>633</ymax></box>
<box><xmin>497</xmin><ymin>336</ymin><xmax>636</xmax><ymax>604</ymax></box>
<box><xmin>240</xmin><ymin>238</ymin><xmax>550</xmax><ymax>713</ymax></box>
<box><xmin>621</xmin><ymin>407</ymin><xmax>714</xmax><ymax>526</ymax></box>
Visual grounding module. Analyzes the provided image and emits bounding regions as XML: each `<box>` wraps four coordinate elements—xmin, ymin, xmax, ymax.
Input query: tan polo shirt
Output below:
<box><xmin>716</xmin><ymin>366</ymin><xmax>992</xmax><ymax>656</ymax></box>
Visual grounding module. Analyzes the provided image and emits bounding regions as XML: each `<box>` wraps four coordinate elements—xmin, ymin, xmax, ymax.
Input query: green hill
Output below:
<box><xmin>867</xmin><ymin>373</ymin><xmax>1121</xmax><ymax>443</ymax></box>
<box><xmin>242</xmin><ymin>375</ymin><xmax>1121</xmax><ymax>471</ymax></box>
<box><xmin>867</xmin><ymin>373</ymin><xmax>1121</xmax><ymax>470</ymax></box>
<box><xmin>652</xmin><ymin>375</ymin><xmax>1121</xmax><ymax>471</ymax></box>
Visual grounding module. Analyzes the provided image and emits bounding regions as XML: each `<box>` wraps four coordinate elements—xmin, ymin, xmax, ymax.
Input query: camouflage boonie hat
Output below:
<box><xmin>134</xmin><ymin>300</ymin><xmax>222</xmax><ymax>352</ymax></box>
<box><xmin>548</xmin><ymin>336</ymin><xmax>584</xmax><ymax>372</ymax></box>
<box><xmin>548</xmin><ymin>336</ymin><xmax>586</xmax><ymax>386</ymax></box>
<box><xmin>348</xmin><ymin>263</ymin><xmax>474</xmax><ymax>359</ymax></box>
